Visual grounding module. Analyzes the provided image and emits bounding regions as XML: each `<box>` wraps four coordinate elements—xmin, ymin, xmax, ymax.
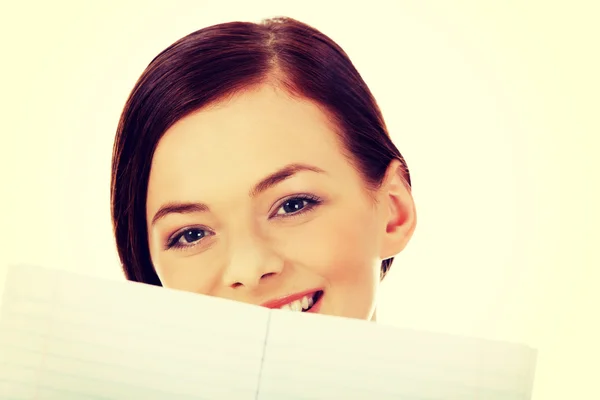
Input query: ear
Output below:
<box><xmin>377</xmin><ymin>159</ymin><xmax>416</xmax><ymax>260</ymax></box>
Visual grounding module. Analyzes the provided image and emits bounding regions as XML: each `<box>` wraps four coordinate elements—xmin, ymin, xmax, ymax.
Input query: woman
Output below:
<box><xmin>110</xmin><ymin>17</ymin><xmax>416</xmax><ymax>321</ymax></box>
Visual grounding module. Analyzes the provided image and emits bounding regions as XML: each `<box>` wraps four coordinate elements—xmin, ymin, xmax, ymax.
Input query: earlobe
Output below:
<box><xmin>379</xmin><ymin>160</ymin><xmax>416</xmax><ymax>259</ymax></box>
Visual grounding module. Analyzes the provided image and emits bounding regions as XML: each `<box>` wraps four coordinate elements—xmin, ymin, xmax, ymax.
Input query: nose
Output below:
<box><xmin>222</xmin><ymin>236</ymin><xmax>284</xmax><ymax>290</ymax></box>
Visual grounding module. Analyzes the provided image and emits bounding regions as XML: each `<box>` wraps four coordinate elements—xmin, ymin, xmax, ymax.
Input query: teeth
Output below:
<box><xmin>301</xmin><ymin>296</ymin><xmax>309</xmax><ymax>310</ymax></box>
<box><xmin>291</xmin><ymin>299</ymin><xmax>302</xmax><ymax>311</ymax></box>
<box><xmin>279</xmin><ymin>293</ymin><xmax>316</xmax><ymax>312</ymax></box>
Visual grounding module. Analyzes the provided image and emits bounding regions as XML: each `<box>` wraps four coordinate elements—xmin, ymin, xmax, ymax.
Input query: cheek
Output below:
<box><xmin>290</xmin><ymin>209</ymin><xmax>381</xmax><ymax>319</ymax></box>
<box><xmin>283</xmin><ymin>207</ymin><xmax>382</xmax><ymax>284</ymax></box>
<box><xmin>149</xmin><ymin>244</ymin><xmax>223</xmax><ymax>294</ymax></box>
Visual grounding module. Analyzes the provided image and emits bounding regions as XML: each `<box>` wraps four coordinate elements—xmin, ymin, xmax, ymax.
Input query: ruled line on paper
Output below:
<box><xmin>0</xmin><ymin>265</ymin><xmax>537</xmax><ymax>400</ymax></box>
<box><xmin>0</xmin><ymin>341</ymin><xmax>259</xmax><ymax>391</ymax></box>
<box><xmin>256</xmin><ymin>371</ymin><xmax>527</xmax><ymax>399</ymax></box>
<box><xmin>0</xmin><ymin>322</ymin><xmax>263</xmax><ymax>398</ymax></box>
<box><xmin>261</xmin><ymin>336</ymin><xmax>534</xmax><ymax>389</ymax></box>
<box><xmin>0</xmin><ymin>309</ymin><xmax>265</xmax><ymax>365</ymax></box>
<box><xmin>0</xmin><ymin>338</ymin><xmax>261</xmax><ymax>399</ymax></box>
<box><xmin>0</xmin><ymin>265</ymin><xmax>270</xmax><ymax>354</ymax></box>
<box><xmin>264</xmin><ymin>330</ymin><xmax>534</xmax><ymax>377</ymax></box>
<box><xmin>259</xmin><ymin>345</ymin><xmax>535</xmax><ymax>392</ymax></box>
<box><xmin>256</xmin><ymin>310</ymin><xmax>536</xmax><ymax>400</ymax></box>
<box><xmin>257</xmin><ymin>355</ymin><xmax>533</xmax><ymax>398</ymax></box>
<box><xmin>255</xmin><ymin>388</ymin><xmax>527</xmax><ymax>400</ymax></box>
<box><xmin>0</xmin><ymin>359</ymin><xmax>241</xmax><ymax>400</ymax></box>
<box><xmin>254</xmin><ymin>311</ymin><xmax>272</xmax><ymax>400</ymax></box>
<box><xmin>33</xmin><ymin>264</ymin><xmax>58</xmax><ymax>400</ymax></box>
<box><xmin>0</xmin><ymin>377</ymin><xmax>115</xmax><ymax>400</ymax></box>
<box><xmin>0</xmin><ymin>266</ymin><xmax>270</xmax><ymax>400</ymax></box>
<box><xmin>0</xmin><ymin>310</ymin><xmax>264</xmax><ymax>358</ymax></box>
<box><xmin>35</xmin><ymin>364</ymin><xmax>253</xmax><ymax>400</ymax></box>
<box><xmin>2</xmin><ymin>286</ymin><xmax>268</xmax><ymax>343</ymax></box>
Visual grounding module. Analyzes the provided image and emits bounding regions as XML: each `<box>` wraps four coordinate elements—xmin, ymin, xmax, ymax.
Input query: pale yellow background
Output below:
<box><xmin>1</xmin><ymin>1</ymin><xmax>598</xmax><ymax>399</ymax></box>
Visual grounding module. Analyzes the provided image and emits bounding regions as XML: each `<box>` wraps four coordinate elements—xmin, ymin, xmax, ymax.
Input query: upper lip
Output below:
<box><xmin>260</xmin><ymin>288</ymin><xmax>322</xmax><ymax>309</ymax></box>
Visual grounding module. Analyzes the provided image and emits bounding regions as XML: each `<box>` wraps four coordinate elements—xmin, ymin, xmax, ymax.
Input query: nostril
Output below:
<box><xmin>229</xmin><ymin>271</ymin><xmax>278</xmax><ymax>289</ymax></box>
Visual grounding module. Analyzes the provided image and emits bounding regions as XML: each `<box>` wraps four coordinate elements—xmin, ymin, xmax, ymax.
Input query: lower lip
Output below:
<box><xmin>305</xmin><ymin>292</ymin><xmax>323</xmax><ymax>313</ymax></box>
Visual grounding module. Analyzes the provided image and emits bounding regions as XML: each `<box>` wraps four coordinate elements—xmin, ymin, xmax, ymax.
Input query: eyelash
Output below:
<box><xmin>165</xmin><ymin>194</ymin><xmax>323</xmax><ymax>250</ymax></box>
<box><xmin>269</xmin><ymin>194</ymin><xmax>322</xmax><ymax>219</ymax></box>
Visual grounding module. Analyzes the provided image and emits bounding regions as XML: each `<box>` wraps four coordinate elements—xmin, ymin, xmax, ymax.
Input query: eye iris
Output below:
<box><xmin>282</xmin><ymin>199</ymin><xmax>306</xmax><ymax>214</ymax></box>
<box><xmin>182</xmin><ymin>229</ymin><xmax>204</xmax><ymax>243</ymax></box>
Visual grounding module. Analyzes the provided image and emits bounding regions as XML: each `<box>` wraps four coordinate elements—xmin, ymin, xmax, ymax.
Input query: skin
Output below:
<box><xmin>145</xmin><ymin>84</ymin><xmax>416</xmax><ymax>321</ymax></box>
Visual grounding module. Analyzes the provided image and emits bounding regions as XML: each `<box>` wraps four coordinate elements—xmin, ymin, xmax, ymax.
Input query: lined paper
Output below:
<box><xmin>257</xmin><ymin>310</ymin><xmax>537</xmax><ymax>400</ymax></box>
<box><xmin>0</xmin><ymin>265</ymin><xmax>537</xmax><ymax>400</ymax></box>
<box><xmin>0</xmin><ymin>265</ymin><xmax>269</xmax><ymax>400</ymax></box>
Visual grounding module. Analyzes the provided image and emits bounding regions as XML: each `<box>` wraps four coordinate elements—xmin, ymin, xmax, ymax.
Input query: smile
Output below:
<box><xmin>261</xmin><ymin>290</ymin><xmax>324</xmax><ymax>313</ymax></box>
<box><xmin>279</xmin><ymin>291</ymin><xmax>323</xmax><ymax>312</ymax></box>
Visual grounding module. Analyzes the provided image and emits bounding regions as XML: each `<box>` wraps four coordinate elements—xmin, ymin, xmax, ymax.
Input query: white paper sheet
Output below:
<box><xmin>0</xmin><ymin>265</ymin><xmax>537</xmax><ymax>400</ymax></box>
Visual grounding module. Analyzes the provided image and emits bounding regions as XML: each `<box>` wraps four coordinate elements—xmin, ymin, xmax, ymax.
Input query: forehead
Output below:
<box><xmin>147</xmin><ymin>85</ymin><xmax>351</xmax><ymax>203</ymax></box>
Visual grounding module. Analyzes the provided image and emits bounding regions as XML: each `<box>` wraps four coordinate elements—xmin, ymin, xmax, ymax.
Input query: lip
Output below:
<box><xmin>261</xmin><ymin>288</ymin><xmax>323</xmax><ymax>309</ymax></box>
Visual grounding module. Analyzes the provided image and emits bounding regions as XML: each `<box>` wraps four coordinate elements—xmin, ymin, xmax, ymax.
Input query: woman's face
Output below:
<box><xmin>145</xmin><ymin>84</ymin><xmax>408</xmax><ymax>320</ymax></box>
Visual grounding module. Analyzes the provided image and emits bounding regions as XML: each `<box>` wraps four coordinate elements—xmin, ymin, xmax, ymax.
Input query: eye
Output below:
<box><xmin>167</xmin><ymin>227</ymin><xmax>211</xmax><ymax>249</ymax></box>
<box><xmin>274</xmin><ymin>195</ymin><xmax>321</xmax><ymax>217</ymax></box>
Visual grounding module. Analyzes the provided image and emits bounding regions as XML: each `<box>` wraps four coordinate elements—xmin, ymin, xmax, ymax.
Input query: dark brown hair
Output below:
<box><xmin>111</xmin><ymin>17</ymin><xmax>411</xmax><ymax>285</ymax></box>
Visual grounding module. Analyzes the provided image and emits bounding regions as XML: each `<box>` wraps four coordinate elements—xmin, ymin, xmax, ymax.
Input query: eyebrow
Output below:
<box><xmin>151</xmin><ymin>202</ymin><xmax>209</xmax><ymax>226</ymax></box>
<box><xmin>248</xmin><ymin>163</ymin><xmax>326</xmax><ymax>197</ymax></box>
<box><xmin>150</xmin><ymin>163</ymin><xmax>326</xmax><ymax>226</ymax></box>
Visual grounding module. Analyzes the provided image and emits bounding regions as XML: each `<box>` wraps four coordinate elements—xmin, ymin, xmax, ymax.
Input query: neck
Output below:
<box><xmin>370</xmin><ymin>309</ymin><xmax>377</xmax><ymax>322</ymax></box>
